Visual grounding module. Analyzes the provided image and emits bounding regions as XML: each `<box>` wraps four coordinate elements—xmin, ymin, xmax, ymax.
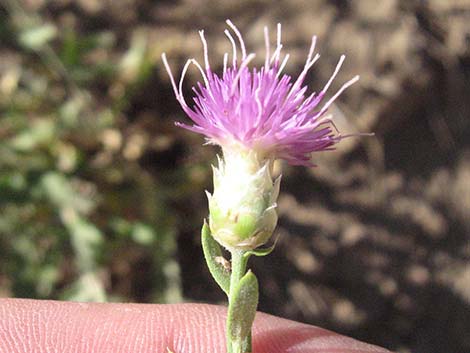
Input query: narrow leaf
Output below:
<box><xmin>201</xmin><ymin>221</ymin><xmax>231</xmax><ymax>295</ymax></box>
<box><xmin>227</xmin><ymin>271</ymin><xmax>259</xmax><ymax>346</ymax></box>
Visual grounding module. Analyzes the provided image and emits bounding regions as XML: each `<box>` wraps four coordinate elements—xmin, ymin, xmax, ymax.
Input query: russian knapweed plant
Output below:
<box><xmin>163</xmin><ymin>20</ymin><xmax>361</xmax><ymax>353</ymax></box>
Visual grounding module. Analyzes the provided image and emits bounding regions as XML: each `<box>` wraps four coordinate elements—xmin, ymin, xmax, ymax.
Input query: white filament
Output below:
<box><xmin>224</xmin><ymin>29</ymin><xmax>237</xmax><ymax>67</ymax></box>
<box><xmin>226</xmin><ymin>19</ymin><xmax>247</xmax><ymax>60</ymax></box>
<box><xmin>198</xmin><ymin>30</ymin><xmax>211</xmax><ymax>72</ymax></box>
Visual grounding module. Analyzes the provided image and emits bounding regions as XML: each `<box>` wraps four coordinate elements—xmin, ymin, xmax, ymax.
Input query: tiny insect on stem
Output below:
<box><xmin>215</xmin><ymin>256</ymin><xmax>232</xmax><ymax>272</ymax></box>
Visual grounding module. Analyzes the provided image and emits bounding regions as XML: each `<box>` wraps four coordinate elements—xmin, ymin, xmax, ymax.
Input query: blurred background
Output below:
<box><xmin>0</xmin><ymin>1</ymin><xmax>469</xmax><ymax>352</ymax></box>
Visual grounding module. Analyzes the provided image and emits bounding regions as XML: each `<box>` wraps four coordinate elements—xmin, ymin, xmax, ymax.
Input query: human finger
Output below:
<box><xmin>0</xmin><ymin>299</ymin><xmax>392</xmax><ymax>353</ymax></box>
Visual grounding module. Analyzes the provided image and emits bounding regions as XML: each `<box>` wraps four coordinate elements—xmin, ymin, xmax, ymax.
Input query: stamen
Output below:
<box><xmin>264</xmin><ymin>26</ymin><xmax>270</xmax><ymax>70</ymax></box>
<box><xmin>307</xmin><ymin>36</ymin><xmax>317</xmax><ymax>62</ymax></box>
<box><xmin>254</xmin><ymin>86</ymin><xmax>263</xmax><ymax>124</ymax></box>
<box><xmin>190</xmin><ymin>58</ymin><xmax>213</xmax><ymax>94</ymax></box>
<box><xmin>270</xmin><ymin>44</ymin><xmax>283</xmax><ymax>65</ymax></box>
<box><xmin>318</xmin><ymin>75</ymin><xmax>359</xmax><ymax>116</ymax></box>
<box><xmin>226</xmin><ymin>19</ymin><xmax>247</xmax><ymax>60</ymax></box>
<box><xmin>276</xmin><ymin>54</ymin><xmax>290</xmax><ymax>78</ymax></box>
<box><xmin>198</xmin><ymin>30</ymin><xmax>211</xmax><ymax>72</ymax></box>
<box><xmin>275</xmin><ymin>23</ymin><xmax>282</xmax><ymax>64</ymax></box>
<box><xmin>287</xmin><ymin>53</ymin><xmax>320</xmax><ymax>100</ymax></box>
<box><xmin>276</xmin><ymin>23</ymin><xmax>281</xmax><ymax>50</ymax></box>
<box><xmin>178</xmin><ymin>59</ymin><xmax>193</xmax><ymax>106</ymax></box>
<box><xmin>230</xmin><ymin>53</ymin><xmax>256</xmax><ymax>95</ymax></box>
<box><xmin>294</xmin><ymin>91</ymin><xmax>316</xmax><ymax>114</ymax></box>
<box><xmin>243</xmin><ymin>86</ymin><xmax>262</xmax><ymax>133</ymax></box>
<box><xmin>161</xmin><ymin>53</ymin><xmax>179</xmax><ymax>98</ymax></box>
<box><xmin>223</xmin><ymin>53</ymin><xmax>228</xmax><ymax>75</ymax></box>
<box><xmin>321</xmin><ymin>55</ymin><xmax>345</xmax><ymax>94</ymax></box>
<box><xmin>224</xmin><ymin>29</ymin><xmax>237</xmax><ymax>67</ymax></box>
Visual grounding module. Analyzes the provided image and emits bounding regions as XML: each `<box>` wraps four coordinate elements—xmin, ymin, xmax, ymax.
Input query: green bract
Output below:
<box><xmin>207</xmin><ymin>149</ymin><xmax>280</xmax><ymax>250</ymax></box>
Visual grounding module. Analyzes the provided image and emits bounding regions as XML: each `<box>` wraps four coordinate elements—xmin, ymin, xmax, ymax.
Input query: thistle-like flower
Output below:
<box><xmin>162</xmin><ymin>20</ymin><xmax>359</xmax><ymax>250</ymax></box>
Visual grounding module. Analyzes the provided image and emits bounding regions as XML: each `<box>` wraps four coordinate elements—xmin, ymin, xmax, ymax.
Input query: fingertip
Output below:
<box><xmin>252</xmin><ymin>311</ymin><xmax>392</xmax><ymax>353</ymax></box>
<box><xmin>0</xmin><ymin>299</ymin><xmax>392</xmax><ymax>353</ymax></box>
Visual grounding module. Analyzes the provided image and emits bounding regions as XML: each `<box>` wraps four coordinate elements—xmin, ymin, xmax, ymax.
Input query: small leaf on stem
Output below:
<box><xmin>201</xmin><ymin>221</ymin><xmax>231</xmax><ymax>295</ymax></box>
<box><xmin>227</xmin><ymin>270</ymin><xmax>259</xmax><ymax>352</ymax></box>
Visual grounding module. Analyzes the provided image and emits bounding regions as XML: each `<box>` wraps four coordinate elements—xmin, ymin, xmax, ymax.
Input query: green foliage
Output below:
<box><xmin>227</xmin><ymin>271</ymin><xmax>258</xmax><ymax>353</ymax></box>
<box><xmin>201</xmin><ymin>221</ymin><xmax>231</xmax><ymax>295</ymax></box>
<box><xmin>0</xmin><ymin>2</ymin><xmax>183</xmax><ymax>303</ymax></box>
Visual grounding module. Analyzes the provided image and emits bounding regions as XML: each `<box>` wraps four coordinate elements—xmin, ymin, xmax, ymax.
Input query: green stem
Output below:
<box><xmin>227</xmin><ymin>249</ymin><xmax>248</xmax><ymax>353</ymax></box>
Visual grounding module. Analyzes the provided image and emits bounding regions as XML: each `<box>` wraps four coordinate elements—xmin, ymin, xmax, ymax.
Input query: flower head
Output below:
<box><xmin>162</xmin><ymin>21</ymin><xmax>362</xmax><ymax>250</ymax></box>
<box><xmin>162</xmin><ymin>20</ymin><xmax>359</xmax><ymax>166</ymax></box>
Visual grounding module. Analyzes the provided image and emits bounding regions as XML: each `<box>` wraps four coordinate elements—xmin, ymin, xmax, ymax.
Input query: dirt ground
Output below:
<box><xmin>11</xmin><ymin>1</ymin><xmax>470</xmax><ymax>352</ymax></box>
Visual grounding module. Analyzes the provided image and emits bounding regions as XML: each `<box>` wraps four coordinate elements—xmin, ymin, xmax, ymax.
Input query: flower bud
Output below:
<box><xmin>207</xmin><ymin>149</ymin><xmax>280</xmax><ymax>250</ymax></box>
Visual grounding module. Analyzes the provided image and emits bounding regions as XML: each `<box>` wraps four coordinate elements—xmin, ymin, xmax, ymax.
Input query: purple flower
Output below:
<box><xmin>162</xmin><ymin>20</ymin><xmax>359</xmax><ymax>166</ymax></box>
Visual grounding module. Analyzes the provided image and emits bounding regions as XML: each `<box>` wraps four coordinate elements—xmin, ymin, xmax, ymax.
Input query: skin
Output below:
<box><xmin>0</xmin><ymin>299</ymin><xmax>393</xmax><ymax>353</ymax></box>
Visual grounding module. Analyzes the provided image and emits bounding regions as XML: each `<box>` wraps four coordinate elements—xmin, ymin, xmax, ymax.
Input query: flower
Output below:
<box><xmin>162</xmin><ymin>20</ymin><xmax>359</xmax><ymax>166</ymax></box>
<box><xmin>162</xmin><ymin>20</ymin><xmax>361</xmax><ymax>250</ymax></box>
